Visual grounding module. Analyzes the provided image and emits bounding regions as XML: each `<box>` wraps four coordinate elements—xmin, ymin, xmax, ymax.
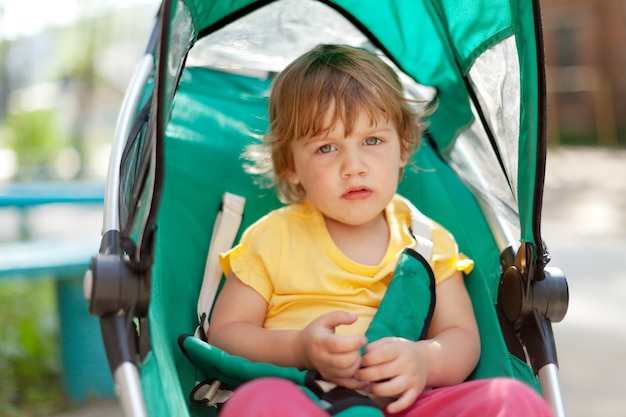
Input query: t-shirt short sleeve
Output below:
<box><xmin>219</xmin><ymin>215</ymin><xmax>279</xmax><ymax>303</ymax></box>
<box><xmin>429</xmin><ymin>221</ymin><xmax>474</xmax><ymax>284</ymax></box>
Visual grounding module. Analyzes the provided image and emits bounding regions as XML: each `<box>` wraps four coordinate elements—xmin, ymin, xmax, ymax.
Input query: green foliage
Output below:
<box><xmin>4</xmin><ymin>110</ymin><xmax>66</xmax><ymax>179</ymax></box>
<box><xmin>0</xmin><ymin>280</ymin><xmax>70</xmax><ymax>416</ymax></box>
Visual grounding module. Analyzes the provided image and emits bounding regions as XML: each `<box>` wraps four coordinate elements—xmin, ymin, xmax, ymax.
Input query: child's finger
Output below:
<box><xmin>360</xmin><ymin>338</ymin><xmax>398</xmax><ymax>367</ymax></box>
<box><xmin>384</xmin><ymin>387</ymin><xmax>420</xmax><ymax>414</ymax></box>
<box><xmin>316</xmin><ymin>311</ymin><xmax>367</xmax><ymax>353</ymax></box>
<box><xmin>332</xmin><ymin>376</ymin><xmax>370</xmax><ymax>391</ymax></box>
<box><xmin>318</xmin><ymin>310</ymin><xmax>359</xmax><ymax>330</ymax></box>
<box><xmin>326</xmin><ymin>335</ymin><xmax>367</xmax><ymax>354</ymax></box>
<box><xmin>363</xmin><ymin>336</ymin><xmax>400</xmax><ymax>352</ymax></box>
<box><xmin>354</xmin><ymin>360</ymin><xmax>393</xmax><ymax>383</ymax></box>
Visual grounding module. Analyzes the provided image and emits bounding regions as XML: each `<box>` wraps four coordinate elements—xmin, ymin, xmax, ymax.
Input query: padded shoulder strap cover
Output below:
<box><xmin>364</xmin><ymin>247</ymin><xmax>436</xmax><ymax>348</ymax></box>
<box><xmin>396</xmin><ymin>194</ymin><xmax>434</xmax><ymax>262</ymax></box>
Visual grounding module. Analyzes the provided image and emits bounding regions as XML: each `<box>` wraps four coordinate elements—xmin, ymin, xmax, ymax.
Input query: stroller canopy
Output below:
<box><xmin>163</xmin><ymin>0</ymin><xmax>545</xmax><ymax>246</ymax></box>
<box><xmin>134</xmin><ymin>0</ymin><xmax>547</xmax><ymax>270</ymax></box>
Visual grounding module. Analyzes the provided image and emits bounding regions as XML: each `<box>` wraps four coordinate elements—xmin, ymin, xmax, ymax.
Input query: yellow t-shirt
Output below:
<box><xmin>219</xmin><ymin>195</ymin><xmax>473</xmax><ymax>336</ymax></box>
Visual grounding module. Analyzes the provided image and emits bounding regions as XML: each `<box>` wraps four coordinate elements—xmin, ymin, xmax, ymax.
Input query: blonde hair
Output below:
<box><xmin>245</xmin><ymin>44</ymin><xmax>429</xmax><ymax>203</ymax></box>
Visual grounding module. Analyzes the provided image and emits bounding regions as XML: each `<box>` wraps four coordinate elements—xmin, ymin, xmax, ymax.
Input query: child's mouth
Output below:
<box><xmin>343</xmin><ymin>187</ymin><xmax>372</xmax><ymax>200</ymax></box>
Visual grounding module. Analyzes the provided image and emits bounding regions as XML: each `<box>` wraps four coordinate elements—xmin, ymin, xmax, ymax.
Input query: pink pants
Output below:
<box><xmin>219</xmin><ymin>377</ymin><xmax>555</xmax><ymax>417</ymax></box>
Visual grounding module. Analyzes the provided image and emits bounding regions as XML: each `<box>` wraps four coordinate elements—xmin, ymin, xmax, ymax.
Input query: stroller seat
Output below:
<box><xmin>144</xmin><ymin>65</ymin><xmax>536</xmax><ymax>416</ymax></box>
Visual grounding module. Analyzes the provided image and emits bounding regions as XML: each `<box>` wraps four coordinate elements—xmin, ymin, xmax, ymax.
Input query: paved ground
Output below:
<box><xmin>542</xmin><ymin>146</ymin><xmax>626</xmax><ymax>417</ymax></box>
<box><xmin>29</xmin><ymin>146</ymin><xmax>626</xmax><ymax>417</ymax></box>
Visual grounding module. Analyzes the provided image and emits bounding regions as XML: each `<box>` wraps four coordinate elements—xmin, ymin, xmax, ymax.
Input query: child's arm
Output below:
<box><xmin>356</xmin><ymin>271</ymin><xmax>480</xmax><ymax>413</ymax></box>
<box><xmin>207</xmin><ymin>271</ymin><xmax>368</xmax><ymax>388</ymax></box>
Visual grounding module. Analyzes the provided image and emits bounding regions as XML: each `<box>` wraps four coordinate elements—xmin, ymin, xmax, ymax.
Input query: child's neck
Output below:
<box><xmin>324</xmin><ymin>212</ymin><xmax>390</xmax><ymax>266</ymax></box>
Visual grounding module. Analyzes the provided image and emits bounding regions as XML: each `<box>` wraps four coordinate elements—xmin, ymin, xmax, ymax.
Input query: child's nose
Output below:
<box><xmin>341</xmin><ymin>149</ymin><xmax>367</xmax><ymax>178</ymax></box>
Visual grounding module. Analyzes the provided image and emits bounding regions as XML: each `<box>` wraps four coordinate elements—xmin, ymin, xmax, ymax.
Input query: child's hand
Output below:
<box><xmin>355</xmin><ymin>337</ymin><xmax>427</xmax><ymax>414</ymax></box>
<box><xmin>297</xmin><ymin>311</ymin><xmax>368</xmax><ymax>390</ymax></box>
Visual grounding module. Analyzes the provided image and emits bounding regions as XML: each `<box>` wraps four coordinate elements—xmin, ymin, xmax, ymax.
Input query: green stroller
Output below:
<box><xmin>83</xmin><ymin>0</ymin><xmax>569</xmax><ymax>416</ymax></box>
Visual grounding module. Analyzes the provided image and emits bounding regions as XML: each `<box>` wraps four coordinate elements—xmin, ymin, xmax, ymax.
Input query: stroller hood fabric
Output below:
<box><xmin>154</xmin><ymin>0</ymin><xmax>546</xmax><ymax>252</ymax></box>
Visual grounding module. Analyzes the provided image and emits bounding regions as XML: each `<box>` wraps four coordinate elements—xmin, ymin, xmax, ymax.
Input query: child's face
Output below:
<box><xmin>287</xmin><ymin>108</ymin><xmax>406</xmax><ymax>227</ymax></box>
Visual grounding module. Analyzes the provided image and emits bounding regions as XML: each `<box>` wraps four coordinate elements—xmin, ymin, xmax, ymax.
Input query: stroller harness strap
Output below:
<box><xmin>183</xmin><ymin>193</ymin><xmax>437</xmax><ymax>414</ymax></box>
<box><xmin>397</xmin><ymin>194</ymin><xmax>433</xmax><ymax>262</ymax></box>
<box><xmin>180</xmin><ymin>248</ymin><xmax>435</xmax><ymax>415</ymax></box>
<box><xmin>196</xmin><ymin>192</ymin><xmax>246</xmax><ymax>339</ymax></box>
<box><xmin>195</xmin><ymin>192</ymin><xmax>432</xmax><ymax>339</ymax></box>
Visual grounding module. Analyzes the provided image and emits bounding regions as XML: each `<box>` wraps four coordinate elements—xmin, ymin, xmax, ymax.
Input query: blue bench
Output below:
<box><xmin>0</xmin><ymin>180</ymin><xmax>106</xmax><ymax>207</ymax></box>
<box><xmin>0</xmin><ymin>181</ymin><xmax>114</xmax><ymax>402</ymax></box>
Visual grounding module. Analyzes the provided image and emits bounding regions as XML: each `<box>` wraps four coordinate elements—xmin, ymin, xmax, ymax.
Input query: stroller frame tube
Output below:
<box><xmin>539</xmin><ymin>363</ymin><xmax>567</xmax><ymax>417</ymax></box>
<box><xmin>97</xmin><ymin>53</ymin><xmax>154</xmax><ymax>417</ymax></box>
<box><xmin>115</xmin><ymin>361</ymin><xmax>148</xmax><ymax>417</ymax></box>
<box><xmin>475</xmin><ymin>199</ymin><xmax>519</xmax><ymax>254</ymax></box>
<box><xmin>103</xmin><ymin>54</ymin><xmax>155</xmax><ymax>233</ymax></box>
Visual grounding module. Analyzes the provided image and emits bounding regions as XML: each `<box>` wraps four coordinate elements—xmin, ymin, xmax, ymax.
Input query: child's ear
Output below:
<box><xmin>400</xmin><ymin>153</ymin><xmax>408</xmax><ymax>168</ymax></box>
<box><xmin>286</xmin><ymin>169</ymin><xmax>300</xmax><ymax>185</ymax></box>
<box><xmin>399</xmin><ymin>139</ymin><xmax>409</xmax><ymax>167</ymax></box>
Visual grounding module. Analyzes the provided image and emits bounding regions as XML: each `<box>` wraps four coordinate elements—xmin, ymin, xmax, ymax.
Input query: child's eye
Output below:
<box><xmin>364</xmin><ymin>137</ymin><xmax>382</xmax><ymax>146</ymax></box>
<box><xmin>317</xmin><ymin>144</ymin><xmax>336</xmax><ymax>154</ymax></box>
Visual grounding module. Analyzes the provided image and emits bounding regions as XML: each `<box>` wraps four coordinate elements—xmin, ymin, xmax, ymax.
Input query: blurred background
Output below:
<box><xmin>0</xmin><ymin>1</ymin><xmax>160</xmax><ymax>416</ymax></box>
<box><xmin>0</xmin><ymin>0</ymin><xmax>624</xmax><ymax>416</ymax></box>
